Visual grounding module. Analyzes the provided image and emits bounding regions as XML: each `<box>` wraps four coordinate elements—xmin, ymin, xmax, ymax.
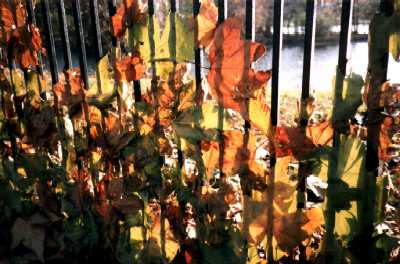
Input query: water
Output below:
<box><xmin>256</xmin><ymin>41</ymin><xmax>400</xmax><ymax>92</ymax></box>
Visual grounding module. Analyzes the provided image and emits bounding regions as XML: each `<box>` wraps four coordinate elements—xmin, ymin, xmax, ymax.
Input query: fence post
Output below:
<box><xmin>57</xmin><ymin>0</ymin><xmax>73</xmax><ymax>70</ymax></box>
<box><xmin>72</xmin><ymin>0</ymin><xmax>89</xmax><ymax>89</ymax></box>
<box><xmin>193</xmin><ymin>0</ymin><xmax>202</xmax><ymax>103</ymax></box>
<box><xmin>362</xmin><ymin>1</ymin><xmax>394</xmax><ymax>263</ymax></box>
<box><xmin>90</xmin><ymin>0</ymin><xmax>103</xmax><ymax>60</ymax></box>
<box><xmin>267</xmin><ymin>0</ymin><xmax>284</xmax><ymax>262</ymax></box>
<box><xmin>297</xmin><ymin>0</ymin><xmax>317</xmax><ymax>211</ymax></box>
<box><xmin>324</xmin><ymin>0</ymin><xmax>354</xmax><ymax>262</ymax></box>
<box><xmin>41</xmin><ymin>0</ymin><xmax>59</xmax><ymax>84</ymax></box>
<box><xmin>215</xmin><ymin>0</ymin><xmax>227</xmax><ymax>177</ymax></box>
<box><xmin>26</xmin><ymin>0</ymin><xmax>45</xmax><ymax>99</ymax></box>
<box><xmin>217</xmin><ymin>0</ymin><xmax>227</xmax><ymax>24</ymax></box>
<box><xmin>301</xmin><ymin>0</ymin><xmax>316</xmax><ymax>100</ymax></box>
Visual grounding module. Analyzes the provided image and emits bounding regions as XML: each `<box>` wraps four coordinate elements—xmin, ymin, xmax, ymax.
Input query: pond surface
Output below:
<box><xmin>257</xmin><ymin>41</ymin><xmax>400</xmax><ymax>92</ymax></box>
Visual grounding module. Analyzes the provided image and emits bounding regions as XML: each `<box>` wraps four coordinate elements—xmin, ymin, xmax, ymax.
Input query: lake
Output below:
<box><xmin>256</xmin><ymin>41</ymin><xmax>400</xmax><ymax>93</ymax></box>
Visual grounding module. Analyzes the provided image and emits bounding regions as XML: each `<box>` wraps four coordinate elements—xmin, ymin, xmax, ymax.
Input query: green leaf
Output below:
<box><xmin>126</xmin><ymin>14</ymin><xmax>194</xmax><ymax>79</ymax></box>
<box><xmin>172</xmin><ymin>102</ymin><xmax>239</xmax><ymax>142</ymax></box>
<box><xmin>11</xmin><ymin>70</ymin><xmax>25</xmax><ymax>97</ymax></box>
<box><xmin>332</xmin><ymin>72</ymin><xmax>364</xmax><ymax>124</ymax></box>
<box><xmin>87</xmin><ymin>54</ymin><xmax>117</xmax><ymax>107</ymax></box>
<box><xmin>25</xmin><ymin>71</ymin><xmax>43</xmax><ymax>100</ymax></box>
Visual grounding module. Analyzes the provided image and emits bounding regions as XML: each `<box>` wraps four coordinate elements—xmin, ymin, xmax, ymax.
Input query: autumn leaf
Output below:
<box><xmin>248</xmin><ymin>86</ymin><xmax>272</xmax><ymax>135</ymax></box>
<box><xmin>0</xmin><ymin>0</ymin><xmax>16</xmax><ymax>44</ymax></box>
<box><xmin>126</xmin><ymin>14</ymin><xmax>194</xmax><ymax>79</ymax></box>
<box><xmin>114</xmin><ymin>54</ymin><xmax>146</xmax><ymax>83</ymax></box>
<box><xmin>201</xmin><ymin>130</ymin><xmax>259</xmax><ymax>179</ymax></box>
<box><xmin>197</xmin><ymin>0</ymin><xmax>218</xmax><ymax>48</ymax></box>
<box><xmin>274</xmin><ymin>122</ymin><xmax>333</xmax><ymax>158</ymax></box>
<box><xmin>207</xmin><ymin>18</ymin><xmax>271</xmax><ymax>116</ymax></box>
<box><xmin>306</xmin><ymin>121</ymin><xmax>334</xmax><ymax>147</ymax></box>
<box><xmin>54</xmin><ymin>68</ymin><xmax>85</xmax><ymax>106</ymax></box>
<box><xmin>0</xmin><ymin>0</ymin><xmax>42</xmax><ymax>69</ymax></box>
<box><xmin>14</xmin><ymin>0</ymin><xmax>26</xmax><ymax>28</ymax></box>
<box><xmin>111</xmin><ymin>0</ymin><xmax>143</xmax><ymax>38</ymax></box>
<box><xmin>379</xmin><ymin>116</ymin><xmax>394</xmax><ymax>161</ymax></box>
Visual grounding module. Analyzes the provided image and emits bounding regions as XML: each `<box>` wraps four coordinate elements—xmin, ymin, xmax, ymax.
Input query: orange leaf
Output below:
<box><xmin>14</xmin><ymin>0</ymin><xmax>26</xmax><ymax>28</ymax></box>
<box><xmin>207</xmin><ymin>18</ymin><xmax>271</xmax><ymax>116</ymax></box>
<box><xmin>0</xmin><ymin>0</ymin><xmax>15</xmax><ymax>43</ymax></box>
<box><xmin>111</xmin><ymin>0</ymin><xmax>143</xmax><ymax>38</ymax></box>
<box><xmin>114</xmin><ymin>54</ymin><xmax>146</xmax><ymax>82</ymax></box>
<box><xmin>306</xmin><ymin>121</ymin><xmax>334</xmax><ymax>147</ymax></box>
<box><xmin>201</xmin><ymin>130</ymin><xmax>258</xmax><ymax>178</ymax></box>
<box><xmin>54</xmin><ymin>68</ymin><xmax>85</xmax><ymax>106</ymax></box>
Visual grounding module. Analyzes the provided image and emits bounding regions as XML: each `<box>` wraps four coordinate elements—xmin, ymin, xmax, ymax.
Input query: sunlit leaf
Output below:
<box><xmin>207</xmin><ymin>18</ymin><xmax>271</xmax><ymax>116</ymax></box>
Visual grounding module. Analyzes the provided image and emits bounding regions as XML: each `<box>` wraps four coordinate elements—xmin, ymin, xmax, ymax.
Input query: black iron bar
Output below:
<box><xmin>271</xmin><ymin>0</ymin><xmax>283</xmax><ymax>127</ymax></box>
<box><xmin>325</xmin><ymin>0</ymin><xmax>354</xmax><ymax>262</ymax></box>
<box><xmin>193</xmin><ymin>0</ymin><xmax>202</xmax><ymax>104</ymax></box>
<box><xmin>301</xmin><ymin>0</ymin><xmax>316</xmax><ymax>100</ymax></box>
<box><xmin>57</xmin><ymin>0</ymin><xmax>73</xmax><ymax>70</ymax></box>
<box><xmin>72</xmin><ymin>0</ymin><xmax>90</xmax><ymax>89</ymax></box>
<box><xmin>90</xmin><ymin>0</ymin><xmax>103</xmax><ymax>59</ymax></box>
<box><xmin>217</xmin><ymin>0</ymin><xmax>227</xmax><ymax>24</ymax></box>
<box><xmin>27</xmin><ymin>0</ymin><xmax>44</xmax><ymax>100</ymax></box>
<box><xmin>267</xmin><ymin>0</ymin><xmax>284</xmax><ymax>262</ymax></box>
<box><xmin>41</xmin><ymin>0</ymin><xmax>59</xmax><ymax>84</ymax></box>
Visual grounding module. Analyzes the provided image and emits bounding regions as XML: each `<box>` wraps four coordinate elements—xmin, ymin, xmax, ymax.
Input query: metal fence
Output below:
<box><xmin>2</xmin><ymin>0</ymin><xmax>395</xmax><ymax>262</ymax></box>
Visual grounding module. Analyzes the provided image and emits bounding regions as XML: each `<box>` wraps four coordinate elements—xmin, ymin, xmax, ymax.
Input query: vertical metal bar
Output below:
<box><xmin>267</xmin><ymin>1</ymin><xmax>284</xmax><ymax>262</ymax></box>
<box><xmin>217</xmin><ymin>0</ymin><xmax>227</xmax><ymax>24</ymax></box>
<box><xmin>171</xmin><ymin>0</ymin><xmax>176</xmax><ymax>13</ymax></box>
<box><xmin>57</xmin><ymin>0</ymin><xmax>73</xmax><ymax>70</ymax></box>
<box><xmin>148</xmin><ymin>0</ymin><xmax>154</xmax><ymax>16</ymax></box>
<box><xmin>41</xmin><ymin>0</ymin><xmax>59</xmax><ymax>84</ymax></box>
<box><xmin>26</xmin><ymin>0</ymin><xmax>36</xmax><ymax>25</ymax></box>
<box><xmin>90</xmin><ymin>0</ymin><xmax>103</xmax><ymax>59</ymax></box>
<box><xmin>245</xmin><ymin>0</ymin><xmax>255</xmax><ymax>41</ymax></box>
<box><xmin>108</xmin><ymin>0</ymin><xmax>118</xmax><ymax>47</ymax></box>
<box><xmin>72</xmin><ymin>0</ymin><xmax>89</xmax><ymax>89</ymax></box>
<box><xmin>242</xmin><ymin>1</ymin><xmax>256</xmax><ymax>258</ymax></box>
<box><xmin>27</xmin><ymin>0</ymin><xmax>44</xmax><ymax>100</ymax></box>
<box><xmin>193</xmin><ymin>0</ymin><xmax>202</xmax><ymax>103</ymax></box>
<box><xmin>337</xmin><ymin>1</ymin><xmax>353</xmax><ymax>78</ymax></box>
<box><xmin>271</xmin><ymin>0</ymin><xmax>283</xmax><ymax>127</ymax></box>
<box><xmin>216</xmin><ymin>0</ymin><xmax>227</xmax><ymax>176</ymax></box>
<box><xmin>325</xmin><ymin>1</ymin><xmax>354</xmax><ymax>262</ymax></box>
<box><xmin>301</xmin><ymin>0</ymin><xmax>316</xmax><ymax>100</ymax></box>
<box><xmin>90</xmin><ymin>0</ymin><xmax>105</xmax><ymax>96</ymax></box>
<box><xmin>297</xmin><ymin>0</ymin><xmax>317</xmax><ymax>212</ymax></box>
<box><xmin>244</xmin><ymin>0</ymin><xmax>255</xmax><ymax>132</ymax></box>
